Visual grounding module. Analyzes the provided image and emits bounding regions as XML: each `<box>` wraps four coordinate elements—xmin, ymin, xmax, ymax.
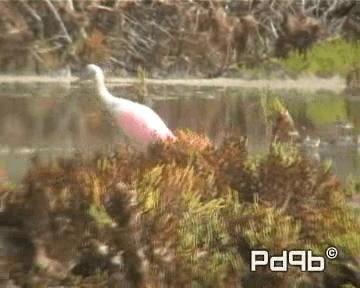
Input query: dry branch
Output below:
<box><xmin>40</xmin><ymin>0</ymin><xmax>72</xmax><ymax>44</ymax></box>
<box><xmin>0</xmin><ymin>0</ymin><xmax>357</xmax><ymax>75</ymax></box>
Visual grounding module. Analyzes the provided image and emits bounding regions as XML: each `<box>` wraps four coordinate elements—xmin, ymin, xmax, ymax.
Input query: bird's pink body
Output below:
<box><xmin>86</xmin><ymin>64</ymin><xmax>175</xmax><ymax>145</ymax></box>
<box><xmin>118</xmin><ymin>107</ymin><xmax>175</xmax><ymax>145</ymax></box>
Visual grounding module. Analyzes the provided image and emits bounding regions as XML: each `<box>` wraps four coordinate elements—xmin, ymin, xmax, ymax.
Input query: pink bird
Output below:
<box><xmin>85</xmin><ymin>64</ymin><xmax>175</xmax><ymax>145</ymax></box>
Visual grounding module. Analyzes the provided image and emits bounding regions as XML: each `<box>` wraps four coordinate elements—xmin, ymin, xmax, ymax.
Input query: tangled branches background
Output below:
<box><xmin>0</xmin><ymin>0</ymin><xmax>358</xmax><ymax>76</ymax></box>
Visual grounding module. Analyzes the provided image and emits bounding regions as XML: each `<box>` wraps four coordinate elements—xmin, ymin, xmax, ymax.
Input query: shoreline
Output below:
<box><xmin>0</xmin><ymin>75</ymin><xmax>346</xmax><ymax>92</ymax></box>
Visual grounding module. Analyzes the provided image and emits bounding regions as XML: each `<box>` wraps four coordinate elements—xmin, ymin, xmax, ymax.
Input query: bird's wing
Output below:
<box><xmin>115</xmin><ymin>103</ymin><xmax>173</xmax><ymax>143</ymax></box>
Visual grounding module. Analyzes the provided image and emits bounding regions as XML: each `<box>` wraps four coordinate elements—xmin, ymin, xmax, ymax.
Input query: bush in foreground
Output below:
<box><xmin>0</xmin><ymin>131</ymin><xmax>359</xmax><ymax>287</ymax></box>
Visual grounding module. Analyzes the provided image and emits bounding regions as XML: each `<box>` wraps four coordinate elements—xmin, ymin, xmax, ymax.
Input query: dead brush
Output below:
<box><xmin>0</xmin><ymin>129</ymin><xmax>359</xmax><ymax>287</ymax></box>
<box><xmin>0</xmin><ymin>0</ymin><xmax>356</xmax><ymax>75</ymax></box>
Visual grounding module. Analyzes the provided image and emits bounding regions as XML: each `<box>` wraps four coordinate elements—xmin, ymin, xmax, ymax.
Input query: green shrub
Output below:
<box><xmin>281</xmin><ymin>39</ymin><xmax>359</xmax><ymax>77</ymax></box>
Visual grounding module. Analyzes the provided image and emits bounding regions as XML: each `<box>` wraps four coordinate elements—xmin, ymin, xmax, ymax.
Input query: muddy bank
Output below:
<box><xmin>0</xmin><ymin>75</ymin><xmax>346</xmax><ymax>92</ymax></box>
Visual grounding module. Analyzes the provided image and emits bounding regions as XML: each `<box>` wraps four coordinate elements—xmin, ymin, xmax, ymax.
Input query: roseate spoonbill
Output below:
<box><xmin>83</xmin><ymin>64</ymin><xmax>175</xmax><ymax>145</ymax></box>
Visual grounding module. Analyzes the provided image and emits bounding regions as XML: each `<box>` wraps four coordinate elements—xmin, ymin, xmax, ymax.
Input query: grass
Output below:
<box><xmin>256</xmin><ymin>89</ymin><xmax>349</xmax><ymax>126</ymax></box>
<box><xmin>280</xmin><ymin>39</ymin><xmax>359</xmax><ymax>77</ymax></box>
<box><xmin>306</xmin><ymin>93</ymin><xmax>348</xmax><ymax>125</ymax></box>
<box><xmin>232</xmin><ymin>39</ymin><xmax>358</xmax><ymax>79</ymax></box>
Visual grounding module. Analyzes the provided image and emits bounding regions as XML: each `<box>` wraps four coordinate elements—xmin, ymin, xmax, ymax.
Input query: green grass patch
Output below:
<box><xmin>306</xmin><ymin>93</ymin><xmax>348</xmax><ymax>125</ymax></box>
<box><xmin>280</xmin><ymin>39</ymin><xmax>359</xmax><ymax>77</ymax></box>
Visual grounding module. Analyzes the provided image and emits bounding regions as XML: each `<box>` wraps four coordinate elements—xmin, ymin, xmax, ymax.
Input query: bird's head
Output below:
<box><xmin>86</xmin><ymin>64</ymin><xmax>103</xmax><ymax>78</ymax></box>
<box><xmin>76</xmin><ymin>64</ymin><xmax>110</xmax><ymax>104</ymax></box>
<box><xmin>77</xmin><ymin>64</ymin><xmax>105</xmax><ymax>84</ymax></box>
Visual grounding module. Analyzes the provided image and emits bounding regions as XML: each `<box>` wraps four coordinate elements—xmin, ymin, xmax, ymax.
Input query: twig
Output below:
<box><xmin>323</xmin><ymin>0</ymin><xmax>339</xmax><ymax>22</ymax></box>
<box><xmin>31</xmin><ymin>49</ymin><xmax>46</xmax><ymax>64</ymax></box>
<box><xmin>89</xmin><ymin>4</ymin><xmax>116</xmax><ymax>12</ymax></box>
<box><xmin>151</xmin><ymin>20</ymin><xmax>175</xmax><ymax>40</ymax></box>
<box><xmin>34</xmin><ymin>43</ymin><xmax>63</xmax><ymax>54</ymax></box>
<box><xmin>113</xmin><ymin>0</ymin><xmax>123</xmax><ymax>9</ymax></box>
<box><xmin>64</xmin><ymin>0</ymin><xmax>74</xmax><ymax>11</ymax></box>
<box><xmin>270</xmin><ymin>20</ymin><xmax>279</xmax><ymax>38</ymax></box>
<box><xmin>279</xmin><ymin>191</ymin><xmax>293</xmax><ymax>214</ymax></box>
<box><xmin>315</xmin><ymin>0</ymin><xmax>320</xmax><ymax>18</ymax></box>
<box><xmin>19</xmin><ymin>0</ymin><xmax>44</xmax><ymax>38</ymax></box>
<box><xmin>109</xmin><ymin>56</ymin><xmax>138</xmax><ymax>73</ymax></box>
<box><xmin>40</xmin><ymin>0</ymin><xmax>72</xmax><ymax>44</ymax></box>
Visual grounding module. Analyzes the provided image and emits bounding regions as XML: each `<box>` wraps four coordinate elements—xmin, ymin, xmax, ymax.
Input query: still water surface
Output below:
<box><xmin>0</xmin><ymin>80</ymin><xmax>359</xmax><ymax>182</ymax></box>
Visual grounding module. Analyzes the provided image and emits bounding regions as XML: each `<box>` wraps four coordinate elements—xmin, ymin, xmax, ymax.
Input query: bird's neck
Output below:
<box><xmin>95</xmin><ymin>75</ymin><xmax>114</xmax><ymax>103</ymax></box>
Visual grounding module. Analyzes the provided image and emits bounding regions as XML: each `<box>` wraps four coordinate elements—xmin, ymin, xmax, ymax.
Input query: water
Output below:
<box><xmin>0</xmin><ymin>80</ymin><xmax>358</xmax><ymax>182</ymax></box>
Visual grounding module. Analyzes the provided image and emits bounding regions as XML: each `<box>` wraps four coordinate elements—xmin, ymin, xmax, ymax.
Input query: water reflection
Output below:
<box><xmin>0</xmin><ymin>82</ymin><xmax>358</xmax><ymax>181</ymax></box>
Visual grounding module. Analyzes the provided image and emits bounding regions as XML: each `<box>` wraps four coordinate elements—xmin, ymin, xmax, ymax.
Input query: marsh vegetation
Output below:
<box><xmin>0</xmin><ymin>0</ymin><xmax>359</xmax><ymax>287</ymax></box>
<box><xmin>0</xmin><ymin>130</ymin><xmax>359</xmax><ymax>287</ymax></box>
<box><xmin>0</xmin><ymin>84</ymin><xmax>359</xmax><ymax>287</ymax></box>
